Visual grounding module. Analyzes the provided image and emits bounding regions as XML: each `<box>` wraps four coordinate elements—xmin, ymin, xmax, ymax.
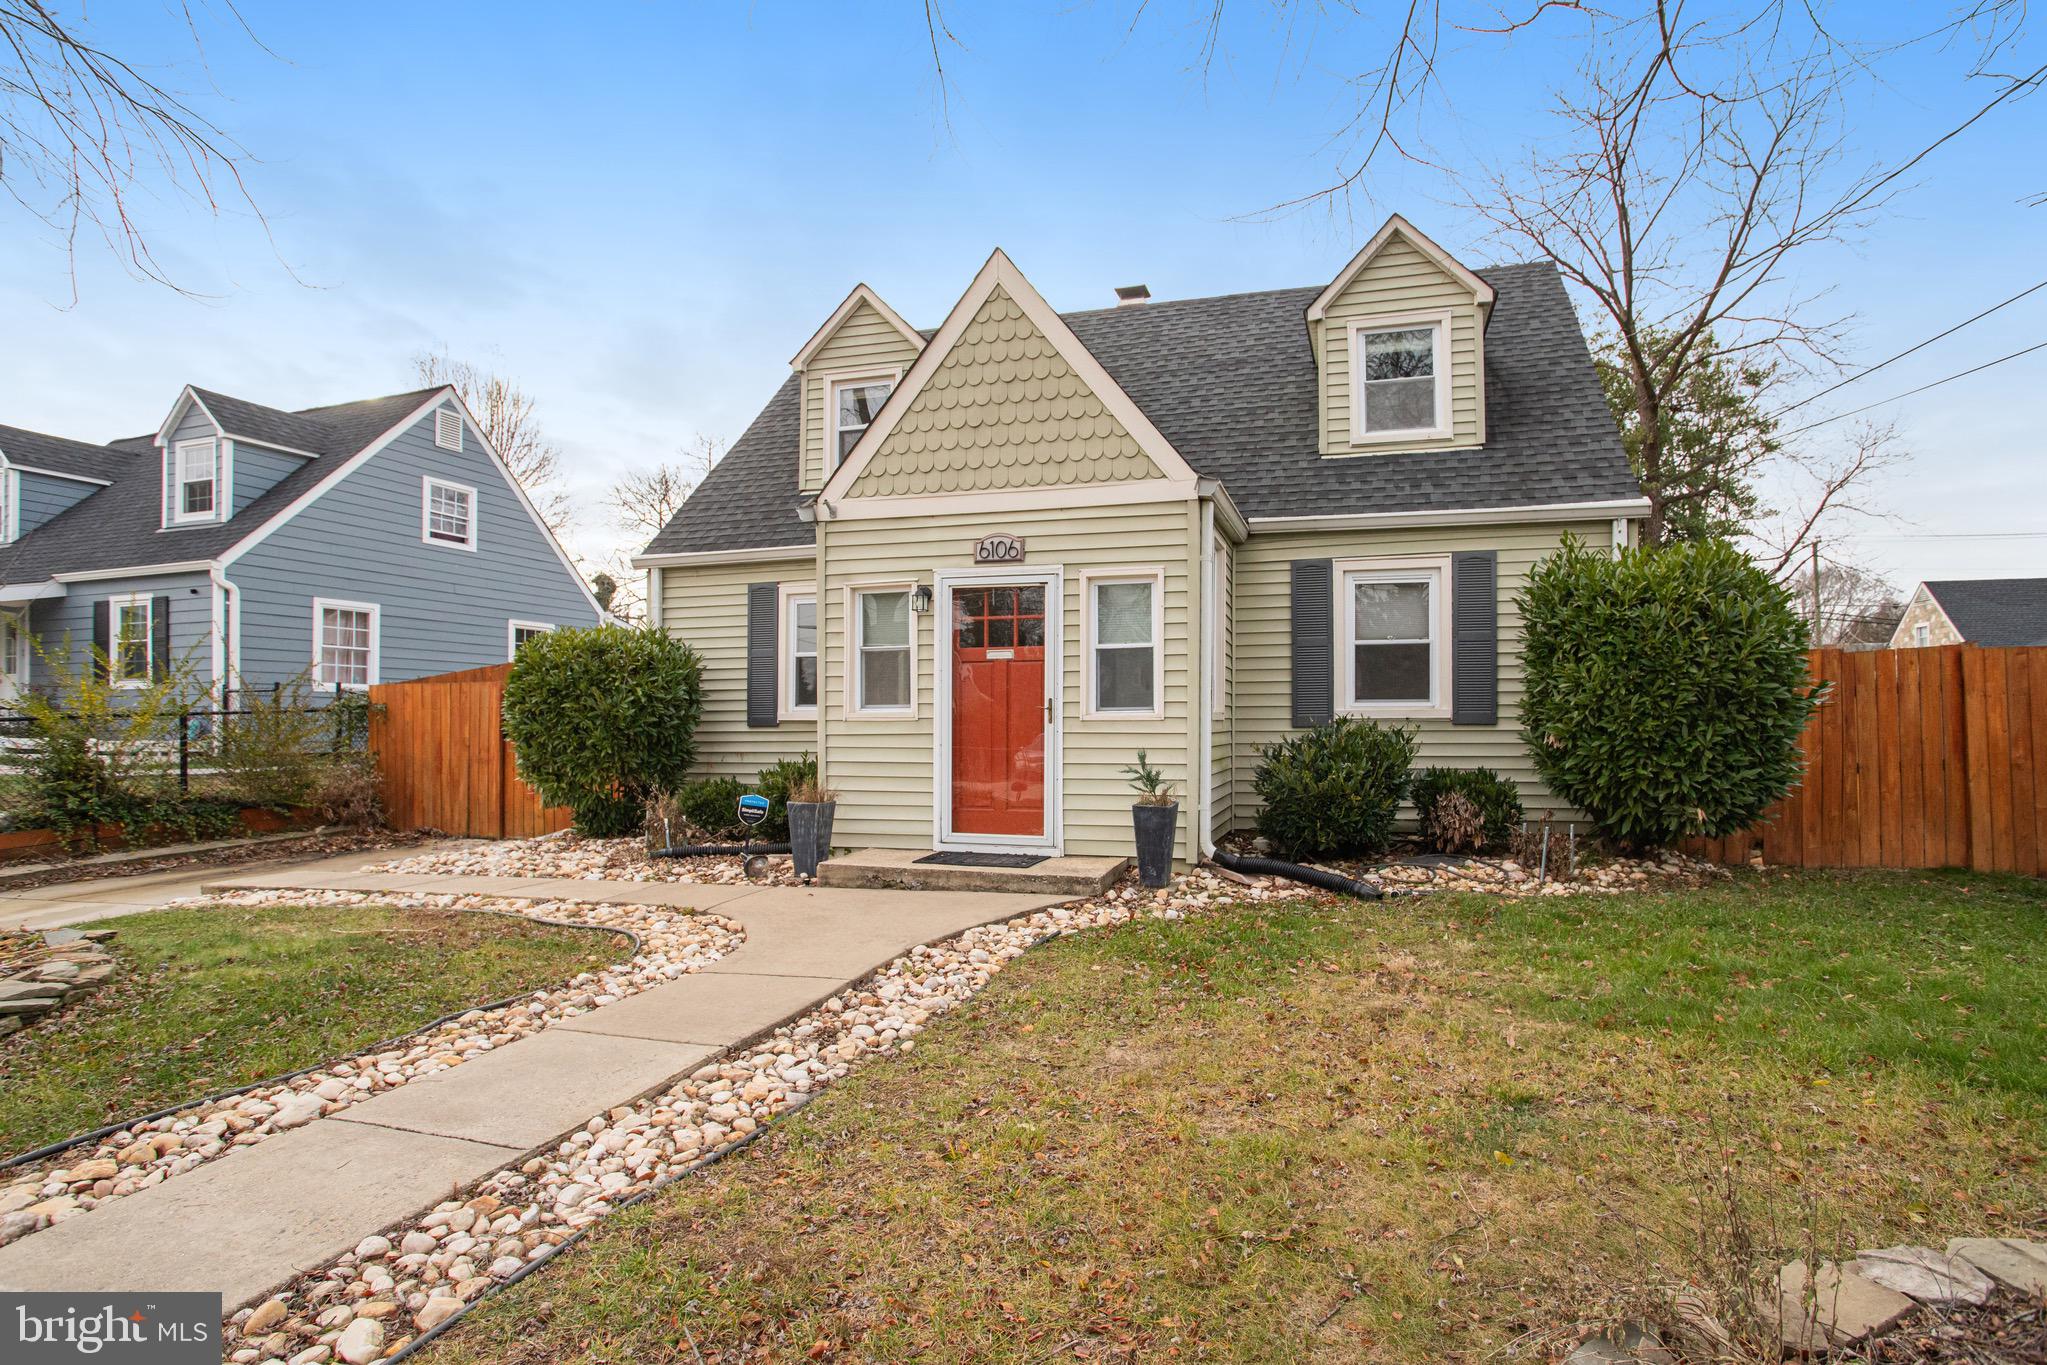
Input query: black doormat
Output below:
<box><xmin>914</xmin><ymin>851</ymin><xmax>1048</xmax><ymax>869</ymax></box>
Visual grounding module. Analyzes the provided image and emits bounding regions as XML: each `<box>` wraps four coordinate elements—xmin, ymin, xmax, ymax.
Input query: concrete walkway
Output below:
<box><xmin>0</xmin><ymin>844</ymin><xmax>408</xmax><ymax>933</ymax></box>
<box><xmin>0</xmin><ymin>856</ymin><xmax>1064</xmax><ymax>1308</ymax></box>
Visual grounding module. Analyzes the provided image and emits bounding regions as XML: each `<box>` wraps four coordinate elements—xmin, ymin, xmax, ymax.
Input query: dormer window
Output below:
<box><xmin>831</xmin><ymin>377</ymin><xmax>894</xmax><ymax>466</ymax></box>
<box><xmin>1354</xmin><ymin>319</ymin><xmax>1448</xmax><ymax>439</ymax></box>
<box><xmin>172</xmin><ymin>438</ymin><xmax>220</xmax><ymax>523</ymax></box>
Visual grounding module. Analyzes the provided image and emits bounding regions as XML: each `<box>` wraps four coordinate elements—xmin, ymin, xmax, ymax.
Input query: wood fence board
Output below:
<box><xmin>2033</xmin><ymin>652</ymin><xmax>2047</xmax><ymax>874</ymax></box>
<box><xmin>2009</xmin><ymin>656</ymin><xmax>2037</xmax><ymax>876</ymax></box>
<box><xmin>369</xmin><ymin>664</ymin><xmax>572</xmax><ymax>839</ymax></box>
<box><xmin>1894</xmin><ymin>650</ymin><xmax>1926</xmax><ymax>866</ymax></box>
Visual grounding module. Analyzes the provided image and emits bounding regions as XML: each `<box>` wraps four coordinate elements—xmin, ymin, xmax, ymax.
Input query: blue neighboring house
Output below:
<box><xmin>0</xmin><ymin>384</ymin><xmax>602</xmax><ymax>703</ymax></box>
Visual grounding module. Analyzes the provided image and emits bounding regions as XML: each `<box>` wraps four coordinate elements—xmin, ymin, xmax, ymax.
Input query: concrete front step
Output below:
<box><xmin>816</xmin><ymin>847</ymin><xmax>1127</xmax><ymax>897</ymax></box>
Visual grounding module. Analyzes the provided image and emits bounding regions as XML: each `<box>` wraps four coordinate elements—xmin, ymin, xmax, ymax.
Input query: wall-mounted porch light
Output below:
<box><xmin>910</xmin><ymin>584</ymin><xmax>934</xmax><ymax>615</ymax></box>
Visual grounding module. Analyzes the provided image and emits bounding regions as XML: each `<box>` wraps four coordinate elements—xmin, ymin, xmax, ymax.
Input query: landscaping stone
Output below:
<box><xmin>333</xmin><ymin>1316</ymin><xmax>383</xmax><ymax>1365</ymax></box>
<box><xmin>1853</xmin><ymin>1245</ymin><xmax>1995</xmax><ymax>1306</ymax></box>
<box><xmin>1769</xmin><ymin>1260</ymin><xmax>1918</xmax><ymax>1352</ymax></box>
<box><xmin>1564</xmin><ymin>1326</ymin><xmax>1676</xmax><ymax>1364</ymax></box>
<box><xmin>1947</xmin><ymin>1237</ymin><xmax>2047</xmax><ymax>1297</ymax></box>
<box><xmin>0</xmin><ymin>981</ymin><xmax>65</xmax><ymax>1002</ymax></box>
<box><xmin>370</xmin><ymin>835</ymin><xmax>803</xmax><ymax>887</ymax></box>
<box><xmin>243</xmin><ymin>1298</ymin><xmax>289</xmax><ymax>1335</ymax></box>
<box><xmin>0</xmin><ymin>929</ymin><xmax>117</xmax><ymax>1038</ymax></box>
<box><xmin>413</xmin><ymin>1295</ymin><xmax>462</xmax><ymax>1332</ymax></box>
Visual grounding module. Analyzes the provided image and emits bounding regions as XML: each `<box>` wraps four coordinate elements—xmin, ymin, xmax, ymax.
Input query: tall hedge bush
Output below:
<box><xmin>501</xmin><ymin>626</ymin><xmax>704</xmax><ymax>837</ymax></box>
<box><xmin>1519</xmin><ymin>536</ymin><xmax>1819</xmax><ymax>850</ymax></box>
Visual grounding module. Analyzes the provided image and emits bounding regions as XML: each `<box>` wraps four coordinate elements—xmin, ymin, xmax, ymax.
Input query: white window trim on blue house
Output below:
<box><xmin>313</xmin><ymin>597</ymin><xmax>380</xmax><ymax>690</ymax></box>
<box><xmin>168</xmin><ymin>437</ymin><xmax>226</xmax><ymax>526</ymax></box>
<box><xmin>421</xmin><ymin>475</ymin><xmax>479</xmax><ymax>552</ymax></box>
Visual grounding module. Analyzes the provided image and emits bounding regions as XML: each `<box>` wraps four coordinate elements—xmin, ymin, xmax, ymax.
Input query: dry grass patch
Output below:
<box><xmin>424</xmin><ymin>871</ymin><xmax>2047</xmax><ymax>1364</ymax></box>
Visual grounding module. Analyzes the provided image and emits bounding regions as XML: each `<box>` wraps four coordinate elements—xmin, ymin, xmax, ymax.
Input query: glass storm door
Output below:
<box><xmin>949</xmin><ymin>583</ymin><xmax>1048</xmax><ymax>838</ymax></box>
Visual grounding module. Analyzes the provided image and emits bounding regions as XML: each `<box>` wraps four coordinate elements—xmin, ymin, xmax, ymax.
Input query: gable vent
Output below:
<box><xmin>434</xmin><ymin>408</ymin><xmax>462</xmax><ymax>451</ymax></box>
<box><xmin>1114</xmin><ymin>284</ymin><xmax>1151</xmax><ymax>306</ymax></box>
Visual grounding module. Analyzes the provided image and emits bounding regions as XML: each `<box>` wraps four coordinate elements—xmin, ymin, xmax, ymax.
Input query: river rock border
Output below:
<box><xmin>0</xmin><ymin>928</ymin><xmax>118</xmax><ymax>1038</ymax></box>
<box><xmin>219</xmin><ymin>870</ymin><xmax>1308</xmax><ymax>1363</ymax></box>
<box><xmin>0</xmin><ymin>892</ymin><xmax>743</xmax><ymax>1248</ymax></box>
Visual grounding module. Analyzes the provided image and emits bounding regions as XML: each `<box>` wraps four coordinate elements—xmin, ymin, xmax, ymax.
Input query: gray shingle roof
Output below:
<box><xmin>0</xmin><ymin>387</ymin><xmax>445</xmax><ymax>582</ymax></box>
<box><xmin>644</xmin><ymin>260</ymin><xmax>1638</xmax><ymax>556</ymax></box>
<box><xmin>0</xmin><ymin>425</ymin><xmax>139</xmax><ymax>486</ymax></box>
<box><xmin>1924</xmin><ymin>578</ymin><xmax>2047</xmax><ymax>646</ymax></box>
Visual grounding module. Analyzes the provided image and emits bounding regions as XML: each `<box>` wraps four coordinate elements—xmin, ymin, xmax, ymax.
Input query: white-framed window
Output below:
<box><xmin>779</xmin><ymin>585</ymin><xmax>817</xmax><ymax>720</ymax></box>
<box><xmin>508</xmin><ymin>620</ymin><xmax>554</xmax><ymax>659</ymax></box>
<box><xmin>422</xmin><ymin>476</ymin><xmax>478</xmax><ymax>550</ymax></box>
<box><xmin>1083</xmin><ymin>569</ymin><xmax>1163</xmax><ymax>719</ymax></box>
<box><xmin>1913</xmin><ymin>622</ymin><xmax>1931</xmax><ymax>648</ymax></box>
<box><xmin>434</xmin><ymin>408</ymin><xmax>463</xmax><ymax>451</ymax></box>
<box><xmin>0</xmin><ymin>611</ymin><xmax>26</xmax><ymax>685</ymax></box>
<box><xmin>829</xmin><ymin>375</ymin><xmax>895</xmax><ymax>467</ymax></box>
<box><xmin>172</xmin><ymin>438</ymin><xmax>220</xmax><ymax>523</ymax></box>
<box><xmin>108</xmin><ymin>593</ymin><xmax>154</xmax><ymax>687</ymax></box>
<box><xmin>313</xmin><ymin>598</ymin><xmax>379</xmax><ymax>690</ymax></box>
<box><xmin>1337</xmin><ymin>556</ymin><xmax>1451</xmax><ymax>717</ymax></box>
<box><xmin>1351</xmin><ymin>316</ymin><xmax>1449</xmax><ymax>441</ymax></box>
<box><xmin>852</xmin><ymin>585</ymin><xmax>914</xmax><ymax>714</ymax></box>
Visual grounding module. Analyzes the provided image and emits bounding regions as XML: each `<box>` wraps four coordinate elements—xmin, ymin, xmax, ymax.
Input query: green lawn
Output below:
<box><xmin>421</xmin><ymin>869</ymin><xmax>2047</xmax><ymax>1365</ymax></box>
<box><xmin>0</xmin><ymin>903</ymin><xmax>619</xmax><ymax>1157</ymax></box>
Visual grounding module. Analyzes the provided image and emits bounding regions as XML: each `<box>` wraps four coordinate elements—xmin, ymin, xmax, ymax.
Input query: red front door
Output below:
<box><xmin>950</xmin><ymin>583</ymin><xmax>1047</xmax><ymax>838</ymax></box>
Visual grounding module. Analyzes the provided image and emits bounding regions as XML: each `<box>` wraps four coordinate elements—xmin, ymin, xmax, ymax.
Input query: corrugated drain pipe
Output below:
<box><xmin>1209</xmin><ymin>848</ymin><xmax>1383</xmax><ymax>900</ymax></box>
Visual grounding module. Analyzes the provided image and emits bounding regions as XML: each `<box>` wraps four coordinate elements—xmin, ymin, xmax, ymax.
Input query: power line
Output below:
<box><xmin>1780</xmin><ymin>339</ymin><xmax>2047</xmax><ymax>436</ymax></box>
<box><xmin>1771</xmin><ymin>276</ymin><xmax>2047</xmax><ymax>419</ymax></box>
<box><xmin>1859</xmin><ymin>530</ymin><xmax>2047</xmax><ymax>541</ymax></box>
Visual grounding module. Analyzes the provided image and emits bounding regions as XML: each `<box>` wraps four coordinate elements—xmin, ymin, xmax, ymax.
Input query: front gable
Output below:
<box><xmin>826</xmin><ymin>251</ymin><xmax>1198</xmax><ymax>506</ymax></box>
<box><xmin>796</xmin><ymin>291</ymin><xmax>923</xmax><ymax>493</ymax></box>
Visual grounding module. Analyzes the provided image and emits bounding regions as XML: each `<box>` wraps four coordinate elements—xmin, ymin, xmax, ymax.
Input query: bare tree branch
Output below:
<box><xmin>413</xmin><ymin>350</ymin><xmax>573</xmax><ymax>536</ymax></box>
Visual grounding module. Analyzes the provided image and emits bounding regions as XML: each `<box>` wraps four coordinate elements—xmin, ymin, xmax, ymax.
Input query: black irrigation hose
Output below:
<box><xmin>1210</xmin><ymin>849</ymin><xmax>1384</xmax><ymax>900</ymax></box>
<box><xmin>649</xmin><ymin>842</ymin><xmax>792</xmax><ymax>858</ymax></box>
<box><xmin>1</xmin><ymin>909</ymin><xmax>643</xmax><ymax>1171</ymax></box>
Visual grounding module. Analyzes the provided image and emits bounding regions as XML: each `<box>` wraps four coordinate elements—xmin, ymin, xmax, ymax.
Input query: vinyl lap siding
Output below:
<box><xmin>16</xmin><ymin>472</ymin><xmax>99</xmax><ymax>535</ymax></box>
<box><xmin>232</xmin><ymin>443</ymin><xmax>310</xmax><ymax>513</ymax></box>
<box><xmin>657</xmin><ymin>557</ymin><xmax>819</xmax><ymax>783</ymax></box>
<box><xmin>1320</xmin><ymin>235</ymin><xmax>1485</xmax><ymax>453</ymax></box>
<box><xmin>819</xmin><ymin>499</ymin><xmax>1196</xmax><ymax>863</ymax></box>
<box><xmin>26</xmin><ymin>571</ymin><xmax>215</xmax><ymax>690</ymax></box>
<box><xmin>1230</xmin><ymin>520</ymin><xmax>1614</xmax><ymax>829</ymax></box>
<box><xmin>799</xmin><ymin>300</ymin><xmax>922</xmax><ymax>493</ymax></box>
<box><xmin>229</xmin><ymin>405</ymin><xmax>597</xmax><ymax>690</ymax></box>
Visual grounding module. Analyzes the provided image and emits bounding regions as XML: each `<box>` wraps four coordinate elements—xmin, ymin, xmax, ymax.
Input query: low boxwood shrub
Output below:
<box><xmin>1253</xmin><ymin>718</ymin><xmax>1417</xmax><ymax>859</ymax></box>
<box><xmin>501</xmin><ymin>626</ymin><xmax>705</xmax><ymax>838</ymax></box>
<box><xmin>1410</xmin><ymin>767</ymin><xmax>1523</xmax><ymax>853</ymax></box>
<box><xmin>753</xmin><ymin>754</ymin><xmax>817</xmax><ymax>842</ymax></box>
<box><xmin>1519</xmin><ymin>535</ymin><xmax>1820</xmax><ymax>850</ymax></box>
<box><xmin>668</xmin><ymin>777</ymin><xmax>745</xmax><ymax>841</ymax></box>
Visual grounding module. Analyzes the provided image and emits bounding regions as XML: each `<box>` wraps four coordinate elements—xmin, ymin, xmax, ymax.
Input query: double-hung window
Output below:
<box><xmin>830</xmin><ymin>377</ymin><xmax>894</xmax><ymax>467</ymax></box>
<box><xmin>1086</xmin><ymin>572</ymin><xmax>1161</xmax><ymax>717</ymax></box>
<box><xmin>781</xmin><ymin>589</ymin><xmax>817</xmax><ymax>718</ymax></box>
<box><xmin>1338</xmin><ymin>558</ymin><xmax>1449</xmax><ymax>715</ymax></box>
<box><xmin>109</xmin><ymin>594</ymin><xmax>153</xmax><ymax>686</ymax></box>
<box><xmin>1353</xmin><ymin>319</ymin><xmax>1447</xmax><ymax>439</ymax></box>
<box><xmin>315</xmin><ymin>599</ymin><xmax>378</xmax><ymax>689</ymax></box>
<box><xmin>508</xmin><ymin>621</ymin><xmax>554</xmax><ymax>659</ymax></box>
<box><xmin>853</xmin><ymin>588</ymin><xmax>912</xmax><ymax>713</ymax></box>
<box><xmin>172</xmin><ymin>438</ymin><xmax>219</xmax><ymax>522</ymax></box>
<box><xmin>422</xmin><ymin>477</ymin><xmax>477</xmax><ymax>550</ymax></box>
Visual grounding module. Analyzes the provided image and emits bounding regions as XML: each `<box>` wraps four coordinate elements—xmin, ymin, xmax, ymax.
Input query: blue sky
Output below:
<box><xmin>1</xmin><ymin>2</ymin><xmax>2040</xmax><ymax>592</ymax></box>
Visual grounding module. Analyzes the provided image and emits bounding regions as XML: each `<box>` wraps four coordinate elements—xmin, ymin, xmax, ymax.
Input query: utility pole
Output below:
<box><xmin>1809</xmin><ymin>539</ymin><xmax>1822</xmax><ymax>642</ymax></box>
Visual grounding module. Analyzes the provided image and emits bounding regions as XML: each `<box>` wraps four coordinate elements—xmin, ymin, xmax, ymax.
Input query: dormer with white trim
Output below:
<box><xmin>1308</xmin><ymin>214</ymin><xmax>1496</xmax><ymax>457</ymax></box>
<box><xmin>789</xmin><ymin>283</ymin><xmax>925</xmax><ymax>495</ymax></box>
<box><xmin>157</xmin><ymin>388</ymin><xmax>229</xmax><ymax>529</ymax></box>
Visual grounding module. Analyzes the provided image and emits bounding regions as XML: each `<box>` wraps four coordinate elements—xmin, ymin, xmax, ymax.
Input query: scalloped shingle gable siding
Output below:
<box><xmin>846</xmin><ymin>287</ymin><xmax>1163</xmax><ymax>497</ymax></box>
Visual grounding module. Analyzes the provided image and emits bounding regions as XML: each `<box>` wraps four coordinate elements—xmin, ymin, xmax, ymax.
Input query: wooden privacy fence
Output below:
<box><xmin>1685</xmin><ymin>645</ymin><xmax>2047</xmax><ymax>876</ymax></box>
<box><xmin>369</xmin><ymin>663</ymin><xmax>571</xmax><ymax>838</ymax></box>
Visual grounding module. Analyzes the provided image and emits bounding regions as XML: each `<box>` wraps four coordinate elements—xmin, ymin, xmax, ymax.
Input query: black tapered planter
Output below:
<box><xmin>1132</xmin><ymin>801</ymin><xmax>1178</xmax><ymax>888</ymax></box>
<box><xmin>788</xmin><ymin>801</ymin><xmax>836</xmax><ymax>879</ymax></box>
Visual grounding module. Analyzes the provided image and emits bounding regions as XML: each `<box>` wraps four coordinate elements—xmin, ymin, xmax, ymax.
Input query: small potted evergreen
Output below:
<box><xmin>1122</xmin><ymin>750</ymin><xmax>1178</xmax><ymax>888</ymax></box>
<box><xmin>786</xmin><ymin>775</ymin><xmax>837</xmax><ymax>880</ymax></box>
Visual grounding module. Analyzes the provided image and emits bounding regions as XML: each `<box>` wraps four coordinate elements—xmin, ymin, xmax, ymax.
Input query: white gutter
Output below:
<box><xmin>0</xmin><ymin>582</ymin><xmax>65</xmax><ymax>603</ymax></box>
<box><xmin>632</xmin><ymin>544</ymin><xmax>816</xmax><ymax>570</ymax></box>
<box><xmin>52</xmin><ymin>559</ymin><xmax>217</xmax><ymax>582</ymax></box>
<box><xmin>1247</xmin><ymin>497</ymin><xmax>1651</xmax><ymax>533</ymax></box>
<box><xmin>1197</xmin><ymin>498</ymin><xmax>1217</xmax><ymax>861</ymax></box>
<box><xmin>209</xmin><ymin>564</ymin><xmax>241</xmax><ymax>702</ymax></box>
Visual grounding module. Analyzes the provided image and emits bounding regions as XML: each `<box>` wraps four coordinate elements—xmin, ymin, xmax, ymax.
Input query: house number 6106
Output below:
<box><xmin>974</xmin><ymin>534</ymin><xmax>1025</xmax><ymax>564</ymax></box>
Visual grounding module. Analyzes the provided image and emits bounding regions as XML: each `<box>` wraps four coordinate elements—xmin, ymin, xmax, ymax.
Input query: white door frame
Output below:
<box><xmin>932</xmin><ymin>564</ymin><xmax>1064</xmax><ymax>855</ymax></box>
<box><xmin>0</xmin><ymin>609</ymin><xmax>29</xmax><ymax>702</ymax></box>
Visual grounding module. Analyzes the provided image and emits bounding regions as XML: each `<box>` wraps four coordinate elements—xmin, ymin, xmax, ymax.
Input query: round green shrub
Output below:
<box><xmin>1410</xmin><ymin>767</ymin><xmax>1524</xmax><ymax>852</ymax></box>
<box><xmin>1519</xmin><ymin>536</ymin><xmax>1819</xmax><ymax>850</ymax></box>
<box><xmin>1253</xmin><ymin>718</ymin><xmax>1417</xmax><ymax>859</ymax></box>
<box><xmin>668</xmin><ymin>777</ymin><xmax>745</xmax><ymax>840</ymax></box>
<box><xmin>502</xmin><ymin>626</ymin><xmax>704</xmax><ymax>837</ymax></box>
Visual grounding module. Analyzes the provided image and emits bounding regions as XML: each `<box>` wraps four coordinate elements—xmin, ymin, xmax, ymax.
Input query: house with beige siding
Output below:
<box><xmin>637</xmin><ymin>215</ymin><xmax>1646</xmax><ymax>869</ymax></box>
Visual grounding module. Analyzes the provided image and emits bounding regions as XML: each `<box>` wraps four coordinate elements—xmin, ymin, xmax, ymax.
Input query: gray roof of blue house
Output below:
<box><xmin>644</xmin><ymin>260</ymin><xmax>1640</xmax><ymax>556</ymax></box>
<box><xmin>1924</xmin><ymin>578</ymin><xmax>2047</xmax><ymax>646</ymax></box>
<box><xmin>0</xmin><ymin>387</ymin><xmax>445</xmax><ymax>582</ymax></box>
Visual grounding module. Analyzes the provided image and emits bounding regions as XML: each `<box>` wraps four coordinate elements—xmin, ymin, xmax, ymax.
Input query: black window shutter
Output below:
<box><xmin>1289</xmin><ymin>559</ymin><xmax>1334</xmax><ymax>728</ymax></box>
<box><xmin>91</xmin><ymin>599</ymin><xmax>111</xmax><ymax>682</ymax></box>
<box><xmin>745</xmin><ymin>582</ymin><xmax>779</xmax><ymax>728</ymax></box>
<box><xmin>151</xmin><ymin>596</ymin><xmax>172</xmax><ymax>680</ymax></box>
<box><xmin>1450</xmin><ymin>551</ymin><xmax>1499</xmax><ymax>726</ymax></box>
